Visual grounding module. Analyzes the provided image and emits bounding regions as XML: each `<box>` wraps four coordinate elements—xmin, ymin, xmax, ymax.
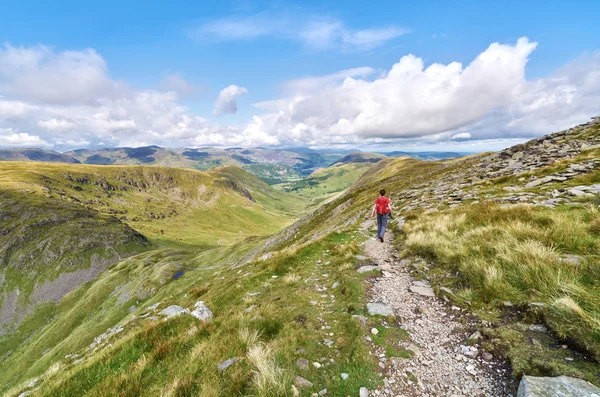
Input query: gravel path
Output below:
<box><xmin>359</xmin><ymin>218</ymin><xmax>514</xmax><ymax>397</ymax></box>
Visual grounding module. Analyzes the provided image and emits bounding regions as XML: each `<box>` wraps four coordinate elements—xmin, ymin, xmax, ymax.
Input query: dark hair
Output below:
<box><xmin>380</xmin><ymin>189</ymin><xmax>386</xmax><ymax>196</ymax></box>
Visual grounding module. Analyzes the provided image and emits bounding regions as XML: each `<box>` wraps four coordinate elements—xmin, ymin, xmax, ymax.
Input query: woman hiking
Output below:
<box><xmin>370</xmin><ymin>189</ymin><xmax>391</xmax><ymax>243</ymax></box>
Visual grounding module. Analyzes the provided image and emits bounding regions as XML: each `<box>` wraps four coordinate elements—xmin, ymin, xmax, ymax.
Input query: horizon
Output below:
<box><xmin>1</xmin><ymin>1</ymin><xmax>599</xmax><ymax>152</ymax></box>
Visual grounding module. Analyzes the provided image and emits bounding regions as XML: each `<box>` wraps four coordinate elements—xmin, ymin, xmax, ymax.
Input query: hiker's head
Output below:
<box><xmin>380</xmin><ymin>189</ymin><xmax>386</xmax><ymax>196</ymax></box>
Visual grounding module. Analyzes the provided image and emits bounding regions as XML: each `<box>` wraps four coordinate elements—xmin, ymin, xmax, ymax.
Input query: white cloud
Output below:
<box><xmin>451</xmin><ymin>132</ymin><xmax>472</xmax><ymax>140</ymax></box>
<box><xmin>157</xmin><ymin>73</ymin><xmax>198</xmax><ymax>97</ymax></box>
<box><xmin>0</xmin><ymin>44</ymin><xmax>118</xmax><ymax>105</ymax></box>
<box><xmin>0</xmin><ymin>40</ymin><xmax>598</xmax><ymax>152</ymax></box>
<box><xmin>191</xmin><ymin>12</ymin><xmax>408</xmax><ymax>51</ymax></box>
<box><xmin>212</xmin><ymin>85</ymin><xmax>248</xmax><ymax>116</ymax></box>
<box><xmin>0</xmin><ymin>129</ymin><xmax>49</xmax><ymax>147</ymax></box>
<box><xmin>242</xmin><ymin>37</ymin><xmax>600</xmax><ymax>147</ymax></box>
<box><xmin>280</xmin><ymin>67</ymin><xmax>375</xmax><ymax>94</ymax></box>
<box><xmin>37</xmin><ymin>118</ymin><xmax>74</xmax><ymax>131</ymax></box>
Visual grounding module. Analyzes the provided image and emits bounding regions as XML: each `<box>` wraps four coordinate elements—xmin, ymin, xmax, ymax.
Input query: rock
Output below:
<box><xmin>313</xmin><ymin>362</ymin><xmax>322</xmax><ymax>368</ymax></box>
<box><xmin>218</xmin><ymin>357</ymin><xmax>240</xmax><ymax>371</ymax></box>
<box><xmin>359</xmin><ymin>387</ymin><xmax>369</xmax><ymax>397</ymax></box>
<box><xmin>261</xmin><ymin>253</ymin><xmax>272</xmax><ymax>261</ymax></box>
<box><xmin>439</xmin><ymin>286</ymin><xmax>455</xmax><ymax>296</ymax></box>
<box><xmin>331</xmin><ymin>281</ymin><xmax>340</xmax><ymax>289</ymax></box>
<box><xmin>409</xmin><ymin>285</ymin><xmax>435</xmax><ymax>297</ymax></box>
<box><xmin>503</xmin><ymin>301</ymin><xmax>514</xmax><ymax>307</ymax></box>
<box><xmin>296</xmin><ymin>358</ymin><xmax>309</xmax><ymax>370</ymax></box>
<box><xmin>481</xmin><ymin>351</ymin><xmax>493</xmax><ymax>361</ymax></box>
<box><xmin>517</xmin><ymin>375</ymin><xmax>600</xmax><ymax>396</ymax></box>
<box><xmin>159</xmin><ymin>305</ymin><xmax>188</xmax><ymax>318</ymax></box>
<box><xmin>567</xmin><ymin>188</ymin><xmax>593</xmax><ymax>197</ymax></box>
<box><xmin>318</xmin><ymin>388</ymin><xmax>327</xmax><ymax>395</ymax></box>
<box><xmin>367</xmin><ymin>302</ymin><xmax>394</xmax><ymax>317</ymax></box>
<box><xmin>27</xmin><ymin>378</ymin><xmax>40</xmax><ymax>388</ymax></box>
<box><xmin>529</xmin><ymin>324</ymin><xmax>548</xmax><ymax>333</ymax></box>
<box><xmin>18</xmin><ymin>392</ymin><xmax>32</xmax><ymax>397</ymax></box>
<box><xmin>355</xmin><ymin>255</ymin><xmax>369</xmax><ymax>261</ymax></box>
<box><xmin>341</xmin><ymin>373</ymin><xmax>349</xmax><ymax>380</ymax></box>
<box><xmin>559</xmin><ymin>255</ymin><xmax>584</xmax><ymax>266</ymax></box>
<box><xmin>357</xmin><ymin>265</ymin><xmax>380</xmax><ymax>273</ymax></box>
<box><xmin>190</xmin><ymin>301</ymin><xmax>213</xmax><ymax>321</ymax></box>
<box><xmin>352</xmin><ymin>314</ymin><xmax>368</xmax><ymax>324</ymax></box>
<box><xmin>371</xmin><ymin>328</ymin><xmax>379</xmax><ymax>335</ymax></box>
<box><xmin>291</xmin><ymin>385</ymin><xmax>300</xmax><ymax>397</ymax></box>
<box><xmin>293</xmin><ymin>375</ymin><xmax>314</xmax><ymax>389</ymax></box>
<box><xmin>468</xmin><ymin>331</ymin><xmax>481</xmax><ymax>340</ymax></box>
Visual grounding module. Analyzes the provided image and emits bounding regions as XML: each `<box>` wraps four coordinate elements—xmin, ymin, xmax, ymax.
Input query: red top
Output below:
<box><xmin>375</xmin><ymin>196</ymin><xmax>390</xmax><ymax>214</ymax></box>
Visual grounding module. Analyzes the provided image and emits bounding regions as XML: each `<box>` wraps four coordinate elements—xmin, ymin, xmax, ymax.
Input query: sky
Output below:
<box><xmin>0</xmin><ymin>0</ymin><xmax>599</xmax><ymax>152</ymax></box>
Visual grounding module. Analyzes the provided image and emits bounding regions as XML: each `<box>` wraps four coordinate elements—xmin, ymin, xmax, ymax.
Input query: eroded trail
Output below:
<box><xmin>359</xmin><ymin>218</ymin><xmax>513</xmax><ymax>397</ymax></box>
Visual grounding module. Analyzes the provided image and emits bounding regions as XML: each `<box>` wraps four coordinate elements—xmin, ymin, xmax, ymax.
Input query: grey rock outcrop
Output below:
<box><xmin>190</xmin><ymin>301</ymin><xmax>213</xmax><ymax>321</ymax></box>
<box><xmin>517</xmin><ymin>375</ymin><xmax>600</xmax><ymax>397</ymax></box>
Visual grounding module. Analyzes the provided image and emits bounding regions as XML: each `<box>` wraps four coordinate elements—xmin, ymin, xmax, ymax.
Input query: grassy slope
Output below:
<box><xmin>275</xmin><ymin>162</ymin><xmax>374</xmax><ymax>204</ymax></box>
<box><xmin>0</xmin><ymin>162</ymin><xmax>310</xmax><ymax>393</ymax></box>
<box><xmin>0</xmin><ymin>162</ymin><xmax>305</xmax><ymax>247</ymax></box>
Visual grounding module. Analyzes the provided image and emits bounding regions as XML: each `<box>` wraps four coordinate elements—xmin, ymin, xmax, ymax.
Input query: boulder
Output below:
<box><xmin>357</xmin><ymin>265</ymin><xmax>380</xmax><ymax>273</ymax></box>
<box><xmin>190</xmin><ymin>301</ymin><xmax>213</xmax><ymax>321</ymax></box>
<box><xmin>409</xmin><ymin>285</ymin><xmax>435</xmax><ymax>297</ymax></box>
<box><xmin>159</xmin><ymin>305</ymin><xmax>188</xmax><ymax>318</ymax></box>
<box><xmin>367</xmin><ymin>302</ymin><xmax>394</xmax><ymax>317</ymax></box>
<box><xmin>218</xmin><ymin>357</ymin><xmax>240</xmax><ymax>371</ymax></box>
<box><xmin>293</xmin><ymin>375</ymin><xmax>313</xmax><ymax>389</ymax></box>
<box><xmin>517</xmin><ymin>375</ymin><xmax>600</xmax><ymax>397</ymax></box>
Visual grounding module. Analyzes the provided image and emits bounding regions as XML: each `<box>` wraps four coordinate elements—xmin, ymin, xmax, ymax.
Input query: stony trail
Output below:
<box><xmin>359</xmin><ymin>217</ymin><xmax>514</xmax><ymax>397</ymax></box>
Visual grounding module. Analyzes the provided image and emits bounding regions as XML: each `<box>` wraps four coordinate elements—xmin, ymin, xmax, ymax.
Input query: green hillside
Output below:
<box><xmin>2</xmin><ymin>119</ymin><xmax>600</xmax><ymax>396</ymax></box>
<box><xmin>276</xmin><ymin>162</ymin><xmax>375</xmax><ymax>204</ymax></box>
<box><xmin>0</xmin><ymin>162</ymin><xmax>305</xmax><ymax>247</ymax></box>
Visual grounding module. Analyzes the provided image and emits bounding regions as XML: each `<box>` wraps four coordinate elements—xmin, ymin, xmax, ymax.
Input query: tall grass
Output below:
<box><xmin>404</xmin><ymin>202</ymin><xmax>600</xmax><ymax>360</ymax></box>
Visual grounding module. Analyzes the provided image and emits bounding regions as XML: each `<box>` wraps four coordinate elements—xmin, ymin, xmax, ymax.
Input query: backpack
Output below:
<box><xmin>375</xmin><ymin>196</ymin><xmax>390</xmax><ymax>215</ymax></box>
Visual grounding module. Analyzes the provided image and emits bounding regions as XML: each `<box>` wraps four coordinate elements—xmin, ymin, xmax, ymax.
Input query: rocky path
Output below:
<box><xmin>359</xmin><ymin>218</ymin><xmax>513</xmax><ymax>397</ymax></box>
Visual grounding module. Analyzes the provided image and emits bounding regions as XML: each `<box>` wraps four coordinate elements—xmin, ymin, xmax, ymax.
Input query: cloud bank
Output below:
<box><xmin>0</xmin><ymin>39</ymin><xmax>599</xmax><ymax>150</ymax></box>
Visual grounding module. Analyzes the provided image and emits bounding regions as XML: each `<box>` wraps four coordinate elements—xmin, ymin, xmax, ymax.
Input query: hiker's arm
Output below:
<box><xmin>370</xmin><ymin>204</ymin><xmax>376</xmax><ymax>218</ymax></box>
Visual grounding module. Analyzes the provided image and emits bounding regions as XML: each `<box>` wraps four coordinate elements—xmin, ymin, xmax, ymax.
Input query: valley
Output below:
<box><xmin>1</xmin><ymin>118</ymin><xmax>599</xmax><ymax>396</ymax></box>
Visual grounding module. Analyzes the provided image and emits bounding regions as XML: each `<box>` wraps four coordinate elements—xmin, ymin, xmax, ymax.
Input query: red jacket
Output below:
<box><xmin>375</xmin><ymin>196</ymin><xmax>390</xmax><ymax>215</ymax></box>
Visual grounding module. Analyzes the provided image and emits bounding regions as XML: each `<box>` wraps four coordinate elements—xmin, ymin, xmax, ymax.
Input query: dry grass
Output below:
<box><xmin>404</xmin><ymin>202</ymin><xmax>600</xmax><ymax>360</ymax></box>
<box><xmin>247</xmin><ymin>343</ymin><xmax>290</xmax><ymax>396</ymax></box>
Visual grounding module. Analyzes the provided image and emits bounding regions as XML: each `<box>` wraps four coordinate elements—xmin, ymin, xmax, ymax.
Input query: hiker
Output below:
<box><xmin>370</xmin><ymin>189</ymin><xmax>391</xmax><ymax>243</ymax></box>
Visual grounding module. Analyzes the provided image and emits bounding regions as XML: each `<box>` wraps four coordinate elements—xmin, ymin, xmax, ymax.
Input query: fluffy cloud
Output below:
<box><xmin>0</xmin><ymin>39</ymin><xmax>599</xmax><ymax>151</ymax></box>
<box><xmin>0</xmin><ymin>44</ymin><xmax>118</xmax><ymax>105</ymax></box>
<box><xmin>243</xmin><ymin>38</ymin><xmax>600</xmax><ymax>147</ymax></box>
<box><xmin>212</xmin><ymin>85</ymin><xmax>248</xmax><ymax>116</ymax></box>
<box><xmin>191</xmin><ymin>11</ymin><xmax>408</xmax><ymax>51</ymax></box>
<box><xmin>0</xmin><ymin>129</ymin><xmax>49</xmax><ymax>147</ymax></box>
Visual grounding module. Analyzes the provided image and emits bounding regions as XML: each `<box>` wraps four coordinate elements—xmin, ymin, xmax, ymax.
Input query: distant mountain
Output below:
<box><xmin>381</xmin><ymin>151</ymin><xmax>465</xmax><ymax>160</ymax></box>
<box><xmin>0</xmin><ymin>148</ymin><xmax>80</xmax><ymax>163</ymax></box>
<box><xmin>333</xmin><ymin>152</ymin><xmax>386</xmax><ymax>165</ymax></box>
<box><xmin>0</xmin><ymin>146</ymin><xmax>349</xmax><ymax>184</ymax></box>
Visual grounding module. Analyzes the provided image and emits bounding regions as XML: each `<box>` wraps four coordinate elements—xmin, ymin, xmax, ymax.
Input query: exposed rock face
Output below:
<box><xmin>517</xmin><ymin>375</ymin><xmax>600</xmax><ymax>397</ymax></box>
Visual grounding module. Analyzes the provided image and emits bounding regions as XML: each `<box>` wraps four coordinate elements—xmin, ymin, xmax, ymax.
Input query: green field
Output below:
<box><xmin>275</xmin><ymin>162</ymin><xmax>374</xmax><ymax>204</ymax></box>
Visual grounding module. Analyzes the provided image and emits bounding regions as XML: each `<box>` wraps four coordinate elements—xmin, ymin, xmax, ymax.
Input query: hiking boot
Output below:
<box><xmin>379</xmin><ymin>236</ymin><xmax>384</xmax><ymax>243</ymax></box>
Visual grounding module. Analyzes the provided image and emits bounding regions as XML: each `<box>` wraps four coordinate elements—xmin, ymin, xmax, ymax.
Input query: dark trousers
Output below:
<box><xmin>377</xmin><ymin>213</ymin><xmax>389</xmax><ymax>238</ymax></box>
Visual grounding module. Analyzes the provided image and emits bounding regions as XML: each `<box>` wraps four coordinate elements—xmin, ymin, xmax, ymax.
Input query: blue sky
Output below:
<box><xmin>0</xmin><ymin>0</ymin><xmax>599</xmax><ymax>151</ymax></box>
